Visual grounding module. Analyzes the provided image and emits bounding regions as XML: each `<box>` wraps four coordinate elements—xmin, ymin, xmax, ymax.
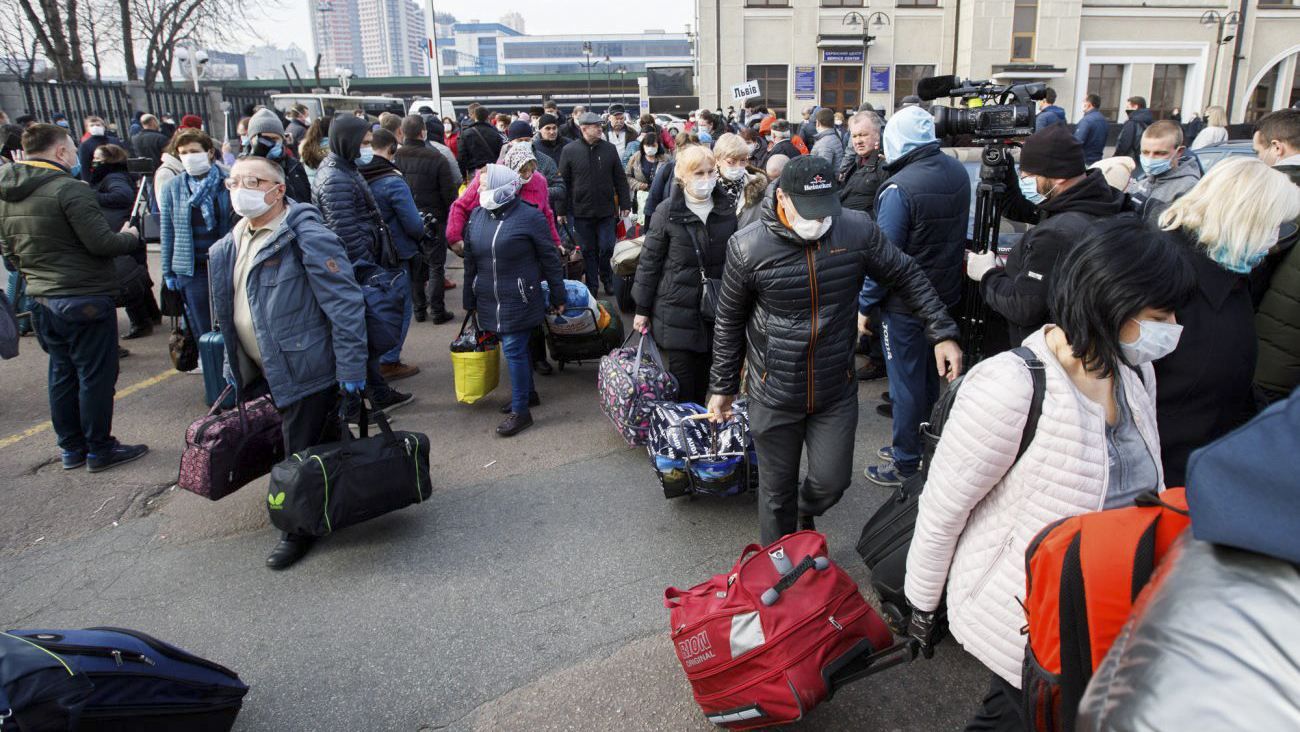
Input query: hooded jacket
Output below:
<box><xmin>1127</xmin><ymin>154</ymin><xmax>1201</xmax><ymax>222</ymax></box>
<box><xmin>1114</xmin><ymin>107</ymin><xmax>1154</xmax><ymax>161</ymax></box>
<box><xmin>632</xmin><ymin>182</ymin><xmax>737</xmax><ymax>352</ymax></box>
<box><xmin>461</xmin><ymin>197</ymin><xmax>565</xmax><ymax>333</ymax></box>
<box><xmin>557</xmin><ymin>136</ymin><xmax>632</xmax><ymax>218</ymax></box>
<box><xmin>446</xmin><ymin>168</ymin><xmax>561</xmax><ymax>248</ymax></box>
<box><xmin>1255</xmin><ymin>163</ymin><xmax>1300</xmax><ymax>396</ymax></box>
<box><xmin>981</xmin><ymin>169</ymin><xmax>1128</xmax><ymax>344</ymax></box>
<box><xmin>208</xmin><ymin>203</ymin><xmax>367</xmax><ymax>408</ymax></box>
<box><xmin>810</xmin><ymin>128</ymin><xmax>844</xmax><ymax>173</ymax></box>
<box><xmin>0</xmin><ymin>161</ymin><xmax>139</xmax><ymax>297</ymax></box>
<box><xmin>709</xmin><ymin>191</ymin><xmax>961</xmax><ymax>413</ymax></box>
<box><xmin>456</xmin><ymin>120</ymin><xmax>504</xmax><ymax>174</ymax></box>
<box><xmin>91</xmin><ymin>164</ymin><xmax>134</xmax><ymax>232</ymax></box>
<box><xmin>153</xmin><ymin>153</ymin><xmax>184</xmax><ymax>201</ymax></box>
<box><xmin>311</xmin><ymin>116</ymin><xmax>379</xmax><ymax>267</ymax></box>
<box><xmin>358</xmin><ymin>156</ymin><xmax>425</xmax><ymax>261</ymax></box>
<box><xmin>1034</xmin><ymin>105</ymin><xmax>1067</xmax><ymax>130</ymax></box>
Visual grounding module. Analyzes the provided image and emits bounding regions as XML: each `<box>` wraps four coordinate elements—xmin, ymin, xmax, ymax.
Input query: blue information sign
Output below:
<box><xmin>869</xmin><ymin>65</ymin><xmax>891</xmax><ymax>93</ymax></box>
<box><xmin>795</xmin><ymin>66</ymin><xmax>816</xmax><ymax>100</ymax></box>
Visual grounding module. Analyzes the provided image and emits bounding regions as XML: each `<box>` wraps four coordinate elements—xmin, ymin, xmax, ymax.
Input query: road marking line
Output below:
<box><xmin>0</xmin><ymin>368</ymin><xmax>180</xmax><ymax>449</ymax></box>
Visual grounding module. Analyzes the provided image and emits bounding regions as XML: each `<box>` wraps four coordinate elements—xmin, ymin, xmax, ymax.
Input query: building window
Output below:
<box><xmin>822</xmin><ymin>0</ymin><xmax>864</xmax><ymax>6</ymax></box>
<box><xmin>747</xmin><ymin>64</ymin><xmax>789</xmax><ymax>116</ymax></box>
<box><xmin>745</xmin><ymin>0</ymin><xmax>790</xmax><ymax>7</ymax></box>
<box><xmin>1011</xmin><ymin>0</ymin><xmax>1037</xmax><ymax>62</ymax></box>
<box><xmin>893</xmin><ymin>64</ymin><xmax>935</xmax><ymax>110</ymax></box>
<box><xmin>1150</xmin><ymin>64</ymin><xmax>1188</xmax><ymax>121</ymax></box>
<box><xmin>1087</xmin><ymin>63</ymin><xmax>1125</xmax><ymax>121</ymax></box>
<box><xmin>896</xmin><ymin>0</ymin><xmax>940</xmax><ymax>6</ymax></box>
<box><xmin>1246</xmin><ymin>63</ymin><xmax>1281</xmax><ymax>123</ymax></box>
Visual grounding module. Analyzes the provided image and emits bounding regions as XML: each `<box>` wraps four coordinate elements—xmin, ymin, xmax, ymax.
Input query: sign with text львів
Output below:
<box><xmin>795</xmin><ymin>66</ymin><xmax>816</xmax><ymax>100</ymax></box>
<box><xmin>731</xmin><ymin>80</ymin><xmax>761</xmax><ymax>102</ymax></box>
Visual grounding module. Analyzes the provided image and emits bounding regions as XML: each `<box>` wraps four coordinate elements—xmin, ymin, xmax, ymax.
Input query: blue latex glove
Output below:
<box><xmin>340</xmin><ymin>380</ymin><xmax>366</xmax><ymax>394</ymax></box>
<box><xmin>164</xmin><ymin>275</ymin><xmax>178</xmax><ymax>291</ymax></box>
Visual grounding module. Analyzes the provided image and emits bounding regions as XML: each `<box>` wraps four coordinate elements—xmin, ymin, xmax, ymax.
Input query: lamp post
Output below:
<box><xmin>175</xmin><ymin>46</ymin><xmax>209</xmax><ymax>93</ymax></box>
<box><xmin>618</xmin><ymin>66</ymin><xmax>628</xmax><ymax>108</ymax></box>
<box><xmin>1200</xmin><ymin>10</ymin><xmax>1240</xmax><ymax>108</ymax></box>
<box><xmin>334</xmin><ymin>66</ymin><xmax>354</xmax><ymax>95</ymax></box>
<box><xmin>842</xmin><ymin>11</ymin><xmax>889</xmax><ymax>108</ymax></box>
<box><xmin>582</xmin><ymin>41</ymin><xmax>594</xmax><ymax>107</ymax></box>
<box><xmin>603</xmin><ymin>55</ymin><xmax>613</xmax><ymax>108</ymax></box>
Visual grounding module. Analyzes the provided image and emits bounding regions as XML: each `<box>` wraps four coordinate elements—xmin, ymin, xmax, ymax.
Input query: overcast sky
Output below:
<box><xmin>240</xmin><ymin>0</ymin><xmax>696</xmax><ymax>59</ymax></box>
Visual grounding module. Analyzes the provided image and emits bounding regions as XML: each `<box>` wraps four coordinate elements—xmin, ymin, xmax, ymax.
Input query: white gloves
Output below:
<box><xmin>965</xmin><ymin>249</ymin><xmax>998</xmax><ymax>282</ymax></box>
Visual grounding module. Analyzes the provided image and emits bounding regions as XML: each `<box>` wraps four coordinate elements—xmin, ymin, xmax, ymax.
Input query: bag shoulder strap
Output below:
<box><xmin>1009</xmin><ymin>346</ymin><xmax>1047</xmax><ymax>462</ymax></box>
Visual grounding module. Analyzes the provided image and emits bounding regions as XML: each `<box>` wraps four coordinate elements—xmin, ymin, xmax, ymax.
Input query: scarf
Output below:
<box><xmin>718</xmin><ymin>171</ymin><xmax>746</xmax><ymax>209</ymax></box>
<box><xmin>186</xmin><ymin>168</ymin><xmax>222</xmax><ymax>231</ymax></box>
<box><xmin>499</xmin><ymin>140</ymin><xmax>537</xmax><ymax>172</ymax></box>
<box><xmin>480</xmin><ymin>163</ymin><xmax>523</xmax><ymax>208</ymax></box>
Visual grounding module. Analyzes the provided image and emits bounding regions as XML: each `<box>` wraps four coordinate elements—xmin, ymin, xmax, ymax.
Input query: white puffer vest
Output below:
<box><xmin>904</xmin><ymin>327</ymin><xmax>1162</xmax><ymax>687</ymax></box>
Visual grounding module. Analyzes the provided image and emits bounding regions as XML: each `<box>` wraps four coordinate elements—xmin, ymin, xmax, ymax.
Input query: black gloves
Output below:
<box><xmin>908</xmin><ymin>609</ymin><xmax>938</xmax><ymax>659</ymax></box>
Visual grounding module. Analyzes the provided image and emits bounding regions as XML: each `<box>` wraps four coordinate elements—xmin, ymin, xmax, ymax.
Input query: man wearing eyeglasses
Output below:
<box><xmin>207</xmin><ymin>156</ymin><xmax>368</xmax><ymax>571</ymax></box>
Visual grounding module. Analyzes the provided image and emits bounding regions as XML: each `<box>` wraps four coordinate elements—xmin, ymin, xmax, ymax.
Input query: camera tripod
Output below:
<box><xmin>960</xmin><ymin>141</ymin><xmax>1017</xmax><ymax>365</ymax></box>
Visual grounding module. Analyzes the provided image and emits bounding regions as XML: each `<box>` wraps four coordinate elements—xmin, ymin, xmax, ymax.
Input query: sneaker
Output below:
<box><xmin>345</xmin><ymin>406</ymin><xmax>383</xmax><ymax>427</ymax></box>
<box><xmin>864</xmin><ymin>463</ymin><xmax>917</xmax><ymax>488</ymax></box>
<box><xmin>378</xmin><ymin>362</ymin><xmax>420</xmax><ymax>381</ymax></box>
<box><xmin>857</xmin><ymin>360</ymin><xmax>887</xmax><ymax>381</ymax></box>
<box><xmin>61</xmin><ymin>449</ymin><xmax>87</xmax><ymax>470</ymax></box>
<box><xmin>86</xmin><ymin>442</ymin><xmax>149</xmax><ymax>474</ymax></box>
<box><xmin>875</xmin><ymin>403</ymin><xmax>893</xmax><ymax>419</ymax></box>
<box><xmin>432</xmin><ymin>311</ymin><xmax>456</xmax><ymax>325</ymax></box>
<box><xmin>877</xmin><ymin>446</ymin><xmax>896</xmax><ymax>462</ymax></box>
<box><xmin>500</xmin><ymin>392</ymin><xmax>541</xmax><ymax>414</ymax></box>
<box><xmin>122</xmin><ymin>324</ymin><xmax>153</xmax><ymax>340</ymax></box>
<box><xmin>496</xmin><ymin>411</ymin><xmax>534</xmax><ymax>437</ymax></box>
<box><xmin>443</xmin><ymin>277</ymin><xmax>457</xmax><ymax>290</ymax></box>
<box><xmin>533</xmin><ymin>359</ymin><xmax>554</xmax><ymax>376</ymax></box>
<box><xmin>186</xmin><ymin>361</ymin><xmax>204</xmax><ymax>375</ymax></box>
<box><xmin>372</xmin><ymin>389</ymin><xmax>415</xmax><ymax>413</ymax></box>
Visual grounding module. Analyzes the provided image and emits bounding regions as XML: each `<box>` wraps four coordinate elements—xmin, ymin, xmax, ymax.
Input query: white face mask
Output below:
<box><xmin>721</xmin><ymin>166</ymin><xmax>746</xmax><ymax>182</ymax></box>
<box><xmin>89</xmin><ymin>125</ymin><xmax>106</xmax><ymax>137</ymax></box>
<box><xmin>180</xmin><ymin>151</ymin><xmax>210</xmax><ymax>176</ymax></box>
<box><xmin>231</xmin><ymin>187</ymin><xmax>274</xmax><ymax>218</ymax></box>
<box><xmin>480</xmin><ymin>186</ymin><xmax>510</xmax><ymax>210</ymax></box>
<box><xmin>1120</xmin><ymin>319</ymin><xmax>1183</xmax><ymax>365</ymax></box>
<box><xmin>783</xmin><ymin>197</ymin><xmax>831</xmax><ymax>240</ymax></box>
<box><xmin>746</xmin><ymin>142</ymin><xmax>758</xmax><ymax>154</ymax></box>
<box><xmin>643</xmin><ymin>145</ymin><xmax>658</xmax><ymax>156</ymax></box>
<box><xmin>688</xmin><ymin>177</ymin><xmax>717</xmax><ymax>200</ymax></box>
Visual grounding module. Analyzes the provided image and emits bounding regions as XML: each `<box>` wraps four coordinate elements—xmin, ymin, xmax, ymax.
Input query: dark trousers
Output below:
<box><xmin>175</xmin><ymin>261</ymin><xmax>211</xmax><ymax>336</ymax></box>
<box><xmin>661</xmin><ymin>347</ymin><xmax>712</xmax><ymax>405</ymax></box>
<box><xmin>964</xmin><ymin>674</ymin><xmax>1027</xmax><ymax>732</ymax></box>
<box><xmin>33</xmin><ymin>295</ymin><xmax>119</xmax><ymax>455</ymax></box>
<box><xmin>573</xmin><ymin>215</ymin><xmax>616</xmax><ymax>291</ymax></box>
<box><xmin>411</xmin><ymin>231</ymin><xmax>449</xmax><ymax>317</ymax></box>
<box><xmin>882</xmin><ymin>310</ymin><xmax>940</xmax><ymax>472</ymax></box>
<box><xmin>749</xmin><ymin>395</ymin><xmax>859</xmax><ymax>544</ymax></box>
<box><xmin>530</xmin><ymin>328</ymin><xmax>548</xmax><ymax>364</ymax></box>
<box><xmin>278</xmin><ymin>386</ymin><xmax>342</xmax><ymax>540</ymax></box>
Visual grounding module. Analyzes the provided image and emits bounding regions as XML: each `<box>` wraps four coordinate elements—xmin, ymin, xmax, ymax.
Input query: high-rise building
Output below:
<box><xmin>499</xmin><ymin>12</ymin><xmax>525</xmax><ymax>34</ymax></box>
<box><xmin>360</xmin><ymin>0</ymin><xmax>428</xmax><ymax>77</ymax></box>
<box><xmin>311</xmin><ymin>0</ymin><xmax>366</xmax><ymax>76</ymax></box>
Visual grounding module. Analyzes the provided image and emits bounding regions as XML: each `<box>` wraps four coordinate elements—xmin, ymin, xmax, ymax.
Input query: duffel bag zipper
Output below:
<box><xmin>687</xmin><ymin>589</ymin><xmax>865</xmax><ymax>683</ymax></box>
<box><xmin>12</xmin><ymin>638</ymin><xmax>153</xmax><ymax>667</ymax></box>
<box><xmin>86</xmin><ymin>627</ymin><xmax>241</xmax><ymax>679</ymax></box>
<box><xmin>406</xmin><ymin>436</ymin><xmax>424</xmax><ymax>503</ymax></box>
<box><xmin>693</xmin><ymin>600</ymin><xmax>874</xmax><ymax>700</ymax></box>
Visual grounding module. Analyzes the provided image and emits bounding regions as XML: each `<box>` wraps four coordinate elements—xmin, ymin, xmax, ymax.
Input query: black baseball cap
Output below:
<box><xmin>779</xmin><ymin>155</ymin><xmax>841</xmax><ymax>219</ymax></box>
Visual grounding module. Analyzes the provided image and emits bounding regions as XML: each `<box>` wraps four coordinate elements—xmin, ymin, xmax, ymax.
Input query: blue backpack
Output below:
<box><xmin>0</xmin><ymin>627</ymin><xmax>248</xmax><ymax>731</ymax></box>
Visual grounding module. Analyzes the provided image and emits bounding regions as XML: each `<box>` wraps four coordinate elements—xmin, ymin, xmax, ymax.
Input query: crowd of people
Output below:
<box><xmin>2</xmin><ymin>87</ymin><xmax>1299</xmax><ymax>728</ymax></box>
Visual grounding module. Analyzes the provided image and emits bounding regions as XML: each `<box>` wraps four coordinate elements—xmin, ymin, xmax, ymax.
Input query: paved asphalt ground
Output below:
<box><xmin>0</xmin><ymin>255</ymin><xmax>987</xmax><ymax>731</ymax></box>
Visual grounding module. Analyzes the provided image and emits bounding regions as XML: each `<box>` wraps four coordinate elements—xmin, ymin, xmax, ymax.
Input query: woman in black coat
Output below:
<box><xmin>1153</xmin><ymin>157</ymin><xmax>1300</xmax><ymax>486</ymax></box>
<box><xmin>93</xmin><ymin>143</ymin><xmax>157</xmax><ymax>339</ymax></box>
<box><xmin>463</xmin><ymin>164</ymin><xmax>566</xmax><ymax>437</ymax></box>
<box><xmin>631</xmin><ymin>145</ymin><xmax>739</xmax><ymax>403</ymax></box>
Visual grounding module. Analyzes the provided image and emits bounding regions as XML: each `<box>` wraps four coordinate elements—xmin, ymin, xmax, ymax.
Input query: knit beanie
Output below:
<box><xmin>538</xmin><ymin>113</ymin><xmax>559</xmax><ymax>130</ymax></box>
<box><xmin>179</xmin><ymin>114</ymin><xmax>203</xmax><ymax>130</ymax></box>
<box><xmin>507</xmin><ymin>120</ymin><xmax>533</xmax><ymax>141</ymax></box>
<box><xmin>1020</xmin><ymin>124</ymin><xmax>1085</xmax><ymax>179</ymax></box>
<box><xmin>246</xmin><ymin>108</ymin><xmax>284</xmax><ymax>138</ymax></box>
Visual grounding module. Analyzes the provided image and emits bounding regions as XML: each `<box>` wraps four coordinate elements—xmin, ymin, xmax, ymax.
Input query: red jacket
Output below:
<box><xmin>446</xmin><ymin>171</ymin><xmax>561</xmax><ymax>248</ymax></box>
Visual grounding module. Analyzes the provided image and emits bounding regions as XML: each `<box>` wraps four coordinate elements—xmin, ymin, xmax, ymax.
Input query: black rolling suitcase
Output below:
<box><xmin>545</xmin><ymin>299</ymin><xmax>625</xmax><ymax>369</ymax></box>
<box><xmin>267</xmin><ymin>393</ymin><xmax>432</xmax><ymax>537</ymax></box>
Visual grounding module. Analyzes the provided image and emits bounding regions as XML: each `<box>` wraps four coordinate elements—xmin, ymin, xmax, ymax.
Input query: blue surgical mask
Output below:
<box><xmin>268</xmin><ymin>141</ymin><xmax>284</xmax><ymax>160</ymax></box>
<box><xmin>55</xmin><ymin>120</ymin><xmax>69</xmax><ymax>129</ymax></box>
<box><xmin>1140</xmin><ymin>156</ymin><xmax>1172</xmax><ymax>177</ymax></box>
<box><xmin>1019</xmin><ymin>175</ymin><xmax>1045</xmax><ymax>205</ymax></box>
<box><xmin>69</xmin><ymin>161</ymin><xmax>81</xmax><ymax>178</ymax></box>
<box><xmin>356</xmin><ymin>145</ymin><xmax>374</xmax><ymax>166</ymax></box>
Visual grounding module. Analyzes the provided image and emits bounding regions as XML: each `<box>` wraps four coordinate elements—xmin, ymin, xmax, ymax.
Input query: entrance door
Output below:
<box><xmin>821</xmin><ymin>66</ymin><xmax>861</xmax><ymax>111</ymax></box>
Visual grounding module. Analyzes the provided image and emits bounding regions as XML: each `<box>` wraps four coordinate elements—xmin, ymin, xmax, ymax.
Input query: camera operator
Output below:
<box><xmin>966</xmin><ymin>125</ymin><xmax>1126</xmax><ymax>346</ymax></box>
<box><xmin>861</xmin><ymin>106</ymin><xmax>970</xmax><ymax>488</ymax></box>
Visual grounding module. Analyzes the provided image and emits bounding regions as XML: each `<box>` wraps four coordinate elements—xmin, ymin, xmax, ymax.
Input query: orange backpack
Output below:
<box><xmin>1022</xmin><ymin>488</ymin><xmax>1190</xmax><ymax>732</ymax></box>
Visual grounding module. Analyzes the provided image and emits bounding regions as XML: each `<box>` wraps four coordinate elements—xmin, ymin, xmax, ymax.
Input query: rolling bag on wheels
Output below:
<box><xmin>0</xmin><ymin>627</ymin><xmax>248</xmax><ymax>731</ymax></box>
<box><xmin>647</xmin><ymin>403</ymin><xmax>757</xmax><ymax>499</ymax></box>
<box><xmin>665</xmin><ymin>531</ymin><xmax>914</xmax><ymax>729</ymax></box>
<box><xmin>266</xmin><ymin>393</ymin><xmax>432</xmax><ymax>537</ymax></box>
<box><xmin>198</xmin><ymin>328</ymin><xmax>235</xmax><ymax>409</ymax></box>
<box><xmin>545</xmin><ymin>299</ymin><xmax>625</xmax><ymax>369</ymax></box>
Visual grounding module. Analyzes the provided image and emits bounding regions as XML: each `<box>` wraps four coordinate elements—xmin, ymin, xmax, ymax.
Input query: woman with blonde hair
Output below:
<box><xmin>1190</xmin><ymin>105</ymin><xmax>1229</xmax><ymax>150</ymax></box>
<box><xmin>711</xmin><ymin>132</ymin><xmax>769</xmax><ymax>228</ymax></box>
<box><xmin>631</xmin><ymin>144</ymin><xmax>738</xmax><ymax>402</ymax></box>
<box><xmin>1154</xmin><ymin>156</ymin><xmax>1300</xmax><ymax>484</ymax></box>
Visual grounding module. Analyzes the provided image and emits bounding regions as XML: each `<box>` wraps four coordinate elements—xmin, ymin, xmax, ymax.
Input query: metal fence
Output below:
<box><xmin>19</xmin><ymin>80</ymin><xmax>133</xmax><ymax>139</ymax></box>
<box><xmin>144</xmin><ymin>87</ymin><xmax>208</xmax><ymax>121</ymax></box>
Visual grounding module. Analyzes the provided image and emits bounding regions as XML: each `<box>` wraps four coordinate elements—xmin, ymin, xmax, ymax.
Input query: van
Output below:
<box><xmin>269</xmin><ymin>94</ymin><xmax>406</xmax><ymax>122</ymax></box>
<box><xmin>408</xmin><ymin>98</ymin><xmax>457</xmax><ymax>122</ymax></box>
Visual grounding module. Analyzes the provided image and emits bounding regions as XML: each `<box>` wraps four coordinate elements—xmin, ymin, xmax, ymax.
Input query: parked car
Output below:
<box><xmin>1189</xmin><ymin>140</ymin><xmax>1256</xmax><ymax>173</ymax></box>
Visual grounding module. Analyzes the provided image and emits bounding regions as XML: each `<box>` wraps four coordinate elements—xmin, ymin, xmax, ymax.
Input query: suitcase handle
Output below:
<box><xmin>824</xmin><ymin>639</ymin><xmax>918</xmax><ymax>697</ymax></box>
<box><xmin>760</xmin><ymin>554</ymin><xmax>830</xmax><ymax>606</ymax></box>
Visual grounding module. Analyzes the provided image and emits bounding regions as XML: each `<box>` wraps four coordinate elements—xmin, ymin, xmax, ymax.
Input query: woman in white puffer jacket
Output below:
<box><xmin>905</xmin><ymin>221</ymin><xmax>1197</xmax><ymax>730</ymax></box>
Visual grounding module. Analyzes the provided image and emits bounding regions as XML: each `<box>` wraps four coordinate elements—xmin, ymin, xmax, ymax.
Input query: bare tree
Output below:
<box><xmin>0</xmin><ymin>0</ymin><xmax>42</xmax><ymax>79</ymax></box>
<box><xmin>133</xmin><ymin>0</ymin><xmax>268</xmax><ymax>89</ymax></box>
<box><xmin>76</xmin><ymin>0</ymin><xmax>120</xmax><ymax>82</ymax></box>
<box><xmin>118</xmin><ymin>0</ymin><xmax>136</xmax><ymax>80</ymax></box>
<box><xmin>13</xmin><ymin>0</ymin><xmax>87</xmax><ymax>80</ymax></box>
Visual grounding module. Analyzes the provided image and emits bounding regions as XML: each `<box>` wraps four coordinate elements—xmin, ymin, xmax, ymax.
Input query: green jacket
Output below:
<box><xmin>0</xmin><ymin>160</ymin><xmax>139</xmax><ymax>297</ymax></box>
<box><xmin>1255</xmin><ymin>163</ymin><xmax>1300</xmax><ymax>395</ymax></box>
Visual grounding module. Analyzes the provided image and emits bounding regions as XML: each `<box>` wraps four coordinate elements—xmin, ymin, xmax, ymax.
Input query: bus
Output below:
<box><xmin>269</xmin><ymin>94</ymin><xmax>407</xmax><ymax>121</ymax></box>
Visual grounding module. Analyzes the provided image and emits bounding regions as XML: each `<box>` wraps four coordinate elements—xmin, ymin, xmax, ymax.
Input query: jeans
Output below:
<box><xmin>748</xmin><ymin>395</ymin><xmax>859</xmax><ymax>544</ymax></box>
<box><xmin>380</xmin><ymin>261</ymin><xmax>414</xmax><ymax>364</ymax></box>
<box><xmin>881</xmin><ymin>310</ymin><xmax>940</xmax><ymax>473</ymax></box>
<box><xmin>175</xmin><ymin>261</ymin><xmax>211</xmax><ymax>336</ymax></box>
<box><xmin>500</xmin><ymin>330</ymin><xmax>534</xmax><ymax>416</ymax></box>
<box><xmin>32</xmin><ymin>296</ymin><xmax>120</xmax><ymax>455</ymax></box>
<box><xmin>573</xmin><ymin>216</ymin><xmax>616</xmax><ymax>291</ymax></box>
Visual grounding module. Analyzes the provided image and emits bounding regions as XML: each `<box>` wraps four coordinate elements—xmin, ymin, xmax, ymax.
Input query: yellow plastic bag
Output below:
<box><xmin>450</xmin><ymin>347</ymin><xmax>500</xmax><ymax>404</ymax></box>
<box><xmin>597</xmin><ymin>303</ymin><xmax>612</xmax><ymax>331</ymax></box>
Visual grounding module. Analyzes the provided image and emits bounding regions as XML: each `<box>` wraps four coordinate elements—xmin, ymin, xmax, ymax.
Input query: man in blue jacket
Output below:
<box><xmin>1034</xmin><ymin>88</ymin><xmax>1066</xmax><ymax>130</ymax></box>
<box><xmin>1074</xmin><ymin>93</ymin><xmax>1109</xmax><ymax>166</ymax></box>
<box><xmin>209</xmin><ymin>156</ymin><xmax>368</xmax><ymax>570</ymax></box>
<box><xmin>860</xmin><ymin>106</ymin><xmax>970</xmax><ymax>488</ymax></box>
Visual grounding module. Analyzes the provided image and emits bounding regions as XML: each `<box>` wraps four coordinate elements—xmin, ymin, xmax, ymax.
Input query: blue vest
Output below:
<box><xmin>878</xmin><ymin>143</ymin><xmax>970</xmax><ymax>309</ymax></box>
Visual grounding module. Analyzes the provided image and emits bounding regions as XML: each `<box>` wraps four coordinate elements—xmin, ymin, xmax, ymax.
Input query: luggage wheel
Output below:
<box><xmin>880</xmin><ymin>602</ymin><xmax>910</xmax><ymax>636</ymax></box>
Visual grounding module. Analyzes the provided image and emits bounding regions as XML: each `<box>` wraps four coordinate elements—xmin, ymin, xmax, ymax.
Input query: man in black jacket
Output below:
<box><xmin>558</xmin><ymin>105</ymin><xmax>586</xmax><ymax>143</ymax></box>
<box><xmin>967</xmin><ymin>124</ymin><xmax>1128</xmax><ymax>345</ymax></box>
<box><xmin>129</xmin><ymin>114</ymin><xmax>168</xmax><ymax>168</ymax></box>
<box><xmin>533</xmin><ymin>113</ymin><xmax>569</xmax><ymax>168</ymax></box>
<box><xmin>456</xmin><ymin>105</ymin><xmax>503</xmax><ymax>179</ymax></box>
<box><xmin>1114</xmin><ymin>96</ymin><xmax>1153</xmax><ymax>165</ymax></box>
<box><xmin>396</xmin><ymin>114</ymin><xmax>458</xmax><ymax>325</ymax></box>
<box><xmin>707</xmin><ymin>156</ymin><xmax>963</xmax><ymax>544</ymax></box>
<box><xmin>838</xmin><ymin>111</ymin><xmax>886</xmax><ymax>216</ymax></box>
<box><xmin>558</xmin><ymin>112</ymin><xmax>632</xmax><ymax>294</ymax></box>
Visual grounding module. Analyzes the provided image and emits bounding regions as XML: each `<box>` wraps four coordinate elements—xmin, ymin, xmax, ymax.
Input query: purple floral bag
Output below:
<box><xmin>178</xmin><ymin>385</ymin><xmax>285</xmax><ymax>500</ymax></box>
<box><xmin>597</xmin><ymin>332</ymin><xmax>679</xmax><ymax>446</ymax></box>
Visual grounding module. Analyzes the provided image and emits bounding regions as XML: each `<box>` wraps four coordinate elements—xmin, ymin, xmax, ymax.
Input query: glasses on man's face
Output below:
<box><xmin>224</xmin><ymin>176</ymin><xmax>277</xmax><ymax>190</ymax></box>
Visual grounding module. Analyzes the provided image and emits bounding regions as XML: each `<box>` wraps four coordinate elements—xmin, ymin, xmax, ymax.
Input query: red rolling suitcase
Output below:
<box><xmin>664</xmin><ymin>531</ymin><xmax>913</xmax><ymax>729</ymax></box>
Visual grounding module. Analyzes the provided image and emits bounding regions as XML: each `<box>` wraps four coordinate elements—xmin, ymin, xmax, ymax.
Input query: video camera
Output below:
<box><xmin>917</xmin><ymin>75</ymin><xmax>1047</xmax><ymax>141</ymax></box>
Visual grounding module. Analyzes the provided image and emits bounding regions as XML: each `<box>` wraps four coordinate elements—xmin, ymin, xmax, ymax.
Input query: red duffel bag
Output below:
<box><xmin>664</xmin><ymin>531</ymin><xmax>911</xmax><ymax>729</ymax></box>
